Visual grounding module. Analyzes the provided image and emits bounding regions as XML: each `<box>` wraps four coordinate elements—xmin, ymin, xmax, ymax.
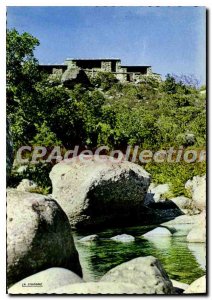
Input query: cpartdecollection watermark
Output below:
<box><xmin>16</xmin><ymin>145</ymin><xmax>206</xmax><ymax>164</ymax></box>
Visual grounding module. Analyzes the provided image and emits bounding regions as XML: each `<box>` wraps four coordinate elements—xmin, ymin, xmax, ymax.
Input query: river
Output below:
<box><xmin>73</xmin><ymin>225</ymin><xmax>206</xmax><ymax>284</ymax></box>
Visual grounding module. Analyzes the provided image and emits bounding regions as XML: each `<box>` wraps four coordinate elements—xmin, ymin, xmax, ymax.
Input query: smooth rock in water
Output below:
<box><xmin>187</xmin><ymin>226</ymin><xmax>206</xmax><ymax>243</ymax></box>
<box><xmin>8</xmin><ymin>268</ymin><xmax>84</xmax><ymax>294</ymax></box>
<box><xmin>49</xmin><ymin>282</ymin><xmax>143</xmax><ymax>294</ymax></box>
<box><xmin>143</xmin><ymin>227</ymin><xmax>172</xmax><ymax>238</ymax></box>
<box><xmin>171</xmin><ymin>279</ymin><xmax>189</xmax><ymax>293</ymax></box>
<box><xmin>50</xmin><ymin>155</ymin><xmax>151</xmax><ymax>228</ymax></box>
<box><xmin>17</xmin><ymin>179</ymin><xmax>38</xmax><ymax>192</ymax></box>
<box><xmin>161</xmin><ymin>215</ymin><xmax>200</xmax><ymax>236</ymax></box>
<box><xmin>185</xmin><ymin>175</ymin><xmax>206</xmax><ymax>212</ymax></box>
<box><xmin>79</xmin><ymin>234</ymin><xmax>99</xmax><ymax>243</ymax></box>
<box><xmin>100</xmin><ymin>256</ymin><xmax>174</xmax><ymax>294</ymax></box>
<box><xmin>7</xmin><ymin>189</ymin><xmax>82</xmax><ymax>286</ymax></box>
<box><xmin>184</xmin><ymin>275</ymin><xmax>206</xmax><ymax>294</ymax></box>
<box><xmin>110</xmin><ymin>234</ymin><xmax>135</xmax><ymax>243</ymax></box>
<box><xmin>163</xmin><ymin>215</ymin><xmax>200</xmax><ymax>225</ymax></box>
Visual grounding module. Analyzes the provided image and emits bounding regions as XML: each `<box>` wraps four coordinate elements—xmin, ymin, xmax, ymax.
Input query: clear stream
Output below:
<box><xmin>73</xmin><ymin>225</ymin><xmax>206</xmax><ymax>284</ymax></box>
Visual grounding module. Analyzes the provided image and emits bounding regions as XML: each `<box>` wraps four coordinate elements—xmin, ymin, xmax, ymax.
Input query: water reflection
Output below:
<box><xmin>73</xmin><ymin>225</ymin><xmax>206</xmax><ymax>284</ymax></box>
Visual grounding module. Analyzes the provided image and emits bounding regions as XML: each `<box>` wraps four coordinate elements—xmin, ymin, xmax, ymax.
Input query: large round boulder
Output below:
<box><xmin>7</xmin><ymin>189</ymin><xmax>82</xmax><ymax>287</ymax></box>
<box><xmin>50</xmin><ymin>156</ymin><xmax>151</xmax><ymax>228</ymax></box>
<box><xmin>100</xmin><ymin>256</ymin><xmax>174</xmax><ymax>294</ymax></box>
<box><xmin>8</xmin><ymin>268</ymin><xmax>84</xmax><ymax>294</ymax></box>
<box><xmin>185</xmin><ymin>175</ymin><xmax>206</xmax><ymax>212</ymax></box>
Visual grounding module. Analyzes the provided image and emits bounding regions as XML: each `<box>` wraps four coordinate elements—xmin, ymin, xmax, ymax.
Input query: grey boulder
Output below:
<box><xmin>78</xmin><ymin>234</ymin><xmax>99</xmax><ymax>243</ymax></box>
<box><xmin>100</xmin><ymin>256</ymin><xmax>174</xmax><ymax>294</ymax></box>
<box><xmin>7</xmin><ymin>189</ymin><xmax>82</xmax><ymax>286</ymax></box>
<box><xmin>8</xmin><ymin>268</ymin><xmax>84</xmax><ymax>294</ymax></box>
<box><xmin>50</xmin><ymin>155</ymin><xmax>151</xmax><ymax>228</ymax></box>
<box><xmin>143</xmin><ymin>227</ymin><xmax>172</xmax><ymax>238</ymax></box>
<box><xmin>185</xmin><ymin>175</ymin><xmax>206</xmax><ymax>212</ymax></box>
<box><xmin>110</xmin><ymin>234</ymin><xmax>135</xmax><ymax>243</ymax></box>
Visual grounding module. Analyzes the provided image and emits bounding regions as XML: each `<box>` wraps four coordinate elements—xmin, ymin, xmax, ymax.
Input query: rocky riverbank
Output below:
<box><xmin>7</xmin><ymin>156</ymin><xmax>206</xmax><ymax>294</ymax></box>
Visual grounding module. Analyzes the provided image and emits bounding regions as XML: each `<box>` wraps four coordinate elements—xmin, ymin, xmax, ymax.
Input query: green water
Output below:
<box><xmin>73</xmin><ymin>225</ymin><xmax>206</xmax><ymax>284</ymax></box>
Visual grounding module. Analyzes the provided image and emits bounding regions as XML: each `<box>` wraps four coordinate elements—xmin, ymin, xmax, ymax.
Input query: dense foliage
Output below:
<box><xmin>7</xmin><ymin>29</ymin><xmax>206</xmax><ymax>195</ymax></box>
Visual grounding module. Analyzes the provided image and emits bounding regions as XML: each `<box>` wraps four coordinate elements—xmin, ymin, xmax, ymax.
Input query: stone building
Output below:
<box><xmin>39</xmin><ymin>58</ymin><xmax>160</xmax><ymax>85</ymax></box>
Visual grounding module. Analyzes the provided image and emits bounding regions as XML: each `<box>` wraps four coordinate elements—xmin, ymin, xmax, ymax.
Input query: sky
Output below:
<box><xmin>7</xmin><ymin>6</ymin><xmax>206</xmax><ymax>84</ymax></box>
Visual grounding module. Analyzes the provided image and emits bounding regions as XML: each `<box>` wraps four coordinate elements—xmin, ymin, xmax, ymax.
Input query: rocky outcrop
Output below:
<box><xmin>50</xmin><ymin>156</ymin><xmax>151</xmax><ymax>228</ymax></box>
<box><xmin>17</xmin><ymin>179</ymin><xmax>37</xmax><ymax>192</ymax></box>
<box><xmin>8</xmin><ymin>268</ymin><xmax>84</xmax><ymax>294</ymax></box>
<box><xmin>184</xmin><ymin>275</ymin><xmax>206</xmax><ymax>294</ymax></box>
<box><xmin>143</xmin><ymin>227</ymin><xmax>172</xmax><ymax>238</ymax></box>
<box><xmin>50</xmin><ymin>282</ymin><xmax>143</xmax><ymax>294</ymax></box>
<box><xmin>110</xmin><ymin>234</ymin><xmax>135</xmax><ymax>243</ymax></box>
<box><xmin>79</xmin><ymin>235</ymin><xmax>99</xmax><ymax>243</ymax></box>
<box><xmin>100</xmin><ymin>256</ymin><xmax>174</xmax><ymax>294</ymax></box>
<box><xmin>185</xmin><ymin>175</ymin><xmax>206</xmax><ymax>212</ymax></box>
<box><xmin>7</xmin><ymin>189</ymin><xmax>82</xmax><ymax>286</ymax></box>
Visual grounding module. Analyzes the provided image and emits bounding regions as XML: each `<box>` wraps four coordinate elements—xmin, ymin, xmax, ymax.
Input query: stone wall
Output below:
<box><xmin>101</xmin><ymin>61</ymin><xmax>112</xmax><ymax>72</ymax></box>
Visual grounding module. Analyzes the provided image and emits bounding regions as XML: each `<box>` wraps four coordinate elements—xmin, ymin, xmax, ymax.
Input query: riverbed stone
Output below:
<box><xmin>49</xmin><ymin>282</ymin><xmax>143</xmax><ymax>294</ymax></box>
<box><xmin>143</xmin><ymin>227</ymin><xmax>172</xmax><ymax>238</ymax></box>
<box><xmin>8</xmin><ymin>268</ymin><xmax>84</xmax><ymax>294</ymax></box>
<box><xmin>110</xmin><ymin>234</ymin><xmax>135</xmax><ymax>243</ymax></box>
<box><xmin>161</xmin><ymin>215</ymin><xmax>200</xmax><ymax>236</ymax></box>
<box><xmin>50</xmin><ymin>155</ymin><xmax>151</xmax><ymax>228</ymax></box>
<box><xmin>79</xmin><ymin>234</ymin><xmax>99</xmax><ymax>243</ymax></box>
<box><xmin>100</xmin><ymin>256</ymin><xmax>174</xmax><ymax>294</ymax></box>
<box><xmin>184</xmin><ymin>275</ymin><xmax>206</xmax><ymax>294</ymax></box>
<box><xmin>7</xmin><ymin>189</ymin><xmax>82</xmax><ymax>286</ymax></box>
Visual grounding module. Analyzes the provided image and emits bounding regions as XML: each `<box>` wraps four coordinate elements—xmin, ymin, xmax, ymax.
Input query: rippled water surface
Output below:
<box><xmin>73</xmin><ymin>225</ymin><xmax>206</xmax><ymax>284</ymax></box>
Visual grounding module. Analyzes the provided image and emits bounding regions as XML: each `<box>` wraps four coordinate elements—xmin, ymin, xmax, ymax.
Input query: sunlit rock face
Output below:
<box><xmin>50</xmin><ymin>155</ymin><xmax>152</xmax><ymax>229</ymax></box>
